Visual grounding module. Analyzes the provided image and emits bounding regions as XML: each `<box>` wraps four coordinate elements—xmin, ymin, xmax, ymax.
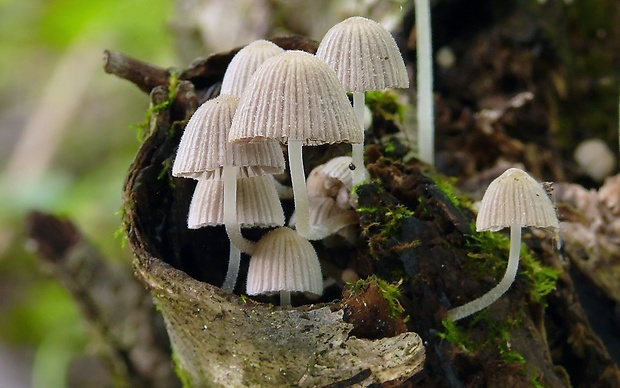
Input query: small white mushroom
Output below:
<box><xmin>187</xmin><ymin>170</ymin><xmax>284</xmax><ymax>229</ymax></box>
<box><xmin>316</xmin><ymin>16</ymin><xmax>409</xmax><ymax>187</ymax></box>
<box><xmin>574</xmin><ymin>138</ymin><xmax>616</xmax><ymax>182</ymax></box>
<box><xmin>246</xmin><ymin>227</ymin><xmax>323</xmax><ymax>306</ymax></box>
<box><xmin>447</xmin><ymin>168</ymin><xmax>559</xmax><ymax>321</ymax></box>
<box><xmin>229</xmin><ymin>50</ymin><xmax>360</xmax><ymax>241</ymax></box>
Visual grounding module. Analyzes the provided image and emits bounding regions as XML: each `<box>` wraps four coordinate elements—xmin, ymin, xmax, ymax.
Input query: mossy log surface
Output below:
<box><xmin>113</xmin><ymin>30</ymin><xmax>620</xmax><ymax>386</ymax></box>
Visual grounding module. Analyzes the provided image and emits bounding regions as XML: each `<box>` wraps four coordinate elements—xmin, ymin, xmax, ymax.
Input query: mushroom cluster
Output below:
<box><xmin>173</xmin><ymin>17</ymin><xmax>410</xmax><ymax>306</ymax></box>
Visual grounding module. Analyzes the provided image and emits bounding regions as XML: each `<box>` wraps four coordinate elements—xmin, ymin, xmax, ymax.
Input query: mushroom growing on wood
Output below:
<box><xmin>173</xmin><ymin>94</ymin><xmax>285</xmax><ymax>292</ymax></box>
<box><xmin>246</xmin><ymin>226</ymin><xmax>323</xmax><ymax>306</ymax></box>
<box><xmin>228</xmin><ymin>50</ymin><xmax>361</xmax><ymax>241</ymax></box>
<box><xmin>316</xmin><ymin>16</ymin><xmax>409</xmax><ymax>187</ymax></box>
<box><xmin>447</xmin><ymin>168</ymin><xmax>559</xmax><ymax>321</ymax></box>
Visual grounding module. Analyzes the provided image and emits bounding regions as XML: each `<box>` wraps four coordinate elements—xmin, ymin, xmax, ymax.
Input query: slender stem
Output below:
<box><xmin>289</xmin><ymin>141</ymin><xmax>360</xmax><ymax>240</ymax></box>
<box><xmin>223</xmin><ymin>166</ymin><xmax>256</xmax><ymax>254</ymax></box>
<box><xmin>289</xmin><ymin>141</ymin><xmax>327</xmax><ymax>240</ymax></box>
<box><xmin>351</xmin><ymin>92</ymin><xmax>367</xmax><ymax>187</ymax></box>
<box><xmin>447</xmin><ymin>225</ymin><xmax>521</xmax><ymax>321</ymax></box>
<box><xmin>414</xmin><ymin>0</ymin><xmax>435</xmax><ymax>166</ymax></box>
<box><xmin>222</xmin><ymin>165</ymin><xmax>255</xmax><ymax>292</ymax></box>
<box><xmin>280</xmin><ymin>290</ymin><xmax>291</xmax><ymax>307</ymax></box>
<box><xmin>222</xmin><ymin>242</ymin><xmax>241</xmax><ymax>292</ymax></box>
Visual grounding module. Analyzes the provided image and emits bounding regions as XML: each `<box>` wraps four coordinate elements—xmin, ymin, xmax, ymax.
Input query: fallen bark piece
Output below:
<box><xmin>135</xmin><ymin>256</ymin><xmax>425</xmax><ymax>387</ymax></box>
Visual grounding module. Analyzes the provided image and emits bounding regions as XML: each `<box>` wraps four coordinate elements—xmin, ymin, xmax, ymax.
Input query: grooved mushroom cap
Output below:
<box><xmin>172</xmin><ymin>94</ymin><xmax>285</xmax><ymax>178</ymax></box>
<box><xmin>246</xmin><ymin>227</ymin><xmax>323</xmax><ymax>296</ymax></box>
<box><xmin>228</xmin><ymin>50</ymin><xmax>361</xmax><ymax>146</ymax></box>
<box><xmin>476</xmin><ymin>168</ymin><xmax>559</xmax><ymax>232</ymax></box>
<box><xmin>187</xmin><ymin>170</ymin><xmax>284</xmax><ymax>228</ymax></box>
<box><xmin>316</xmin><ymin>155</ymin><xmax>369</xmax><ymax>191</ymax></box>
<box><xmin>221</xmin><ymin>39</ymin><xmax>285</xmax><ymax>97</ymax></box>
<box><xmin>316</xmin><ymin>16</ymin><xmax>409</xmax><ymax>92</ymax></box>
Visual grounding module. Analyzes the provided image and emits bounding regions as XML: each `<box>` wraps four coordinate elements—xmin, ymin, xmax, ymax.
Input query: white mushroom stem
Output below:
<box><xmin>280</xmin><ymin>290</ymin><xmax>291</xmax><ymax>307</ymax></box>
<box><xmin>288</xmin><ymin>140</ymin><xmax>328</xmax><ymax>240</ymax></box>
<box><xmin>288</xmin><ymin>140</ymin><xmax>359</xmax><ymax>240</ymax></box>
<box><xmin>447</xmin><ymin>224</ymin><xmax>521</xmax><ymax>321</ymax></box>
<box><xmin>222</xmin><ymin>165</ymin><xmax>256</xmax><ymax>292</ymax></box>
<box><xmin>414</xmin><ymin>0</ymin><xmax>435</xmax><ymax>166</ymax></box>
<box><xmin>351</xmin><ymin>92</ymin><xmax>368</xmax><ymax>187</ymax></box>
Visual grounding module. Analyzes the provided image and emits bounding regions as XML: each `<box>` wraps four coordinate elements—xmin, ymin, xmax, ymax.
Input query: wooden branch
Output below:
<box><xmin>24</xmin><ymin>210</ymin><xmax>179</xmax><ymax>388</ymax></box>
<box><xmin>103</xmin><ymin>50</ymin><xmax>170</xmax><ymax>94</ymax></box>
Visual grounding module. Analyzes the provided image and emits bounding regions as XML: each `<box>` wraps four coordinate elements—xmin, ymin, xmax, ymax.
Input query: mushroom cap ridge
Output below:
<box><xmin>316</xmin><ymin>16</ymin><xmax>409</xmax><ymax>92</ymax></box>
<box><xmin>476</xmin><ymin>168</ymin><xmax>559</xmax><ymax>232</ymax></box>
<box><xmin>221</xmin><ymin>39</ymin><xmax>285</xmax><ymax>98</ymax></box>
<box><xmin>246</xmin><ymin>227</ymin><xmax>323</xmax><ymax>295</ymax></box>
<box><xmin>173</xmin><ymin>95</ymin><xmax>285</xmax><ymax>178</ymax></box>
<box><xmin>228</xmin><ymin>50</ymin><xmax>361</xmax><ymax>146</ymax></box>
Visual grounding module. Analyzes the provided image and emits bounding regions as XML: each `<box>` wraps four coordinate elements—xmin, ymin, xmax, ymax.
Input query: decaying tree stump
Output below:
<box><xmin>107</xmin><ymin>32</ymin><xmax>619</xmax><ymax>387</ymax></box>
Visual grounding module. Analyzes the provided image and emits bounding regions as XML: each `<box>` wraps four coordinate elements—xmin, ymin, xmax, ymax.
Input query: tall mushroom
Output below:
<box><xmin>316</xmin><ymin>16</ymin><xmax>409</xmax><ymax>187</ymax></box>
<box><xmin>447</xmin><ymin>168</ymin><xmax>559</xmax><ymax>321</ymax></box>
<box><xmin>229</xmin><ymin>50</ymin><xmax>361</xmax><ymax>241</ymax></box>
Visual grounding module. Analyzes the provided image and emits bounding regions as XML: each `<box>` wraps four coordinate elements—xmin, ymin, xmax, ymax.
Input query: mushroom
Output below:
<box><xmin>173</xmin><ymin>94</ymin><xmax>285</xmax><ymax>292</ymax></box>
<box><xmin>246</xmin><ymin>227</ymin><xmax>323</xmax><ymax>306</ymax></box>
<box><xmin>573</xmin><ymin>138</ymin><xmax>616</xmax><ymax>182</ymax></box>
<box><xmin>316</xmin><ymin>16</ymin><xmax>409</xmax><ymax>186</ymax></box>
<box><xmin>220</xmin><ymin>39</ymin><xmax>285</xmax><ymax>97</ymax></box>
<box><xmin>447</xmin><ymin>168</ymin><xmax>559</xmax><ymax>321</ymax></box>
<box><xmin>188</xmin><ymin>170</ymin><xmax>284</xmax><ymax>229</ymax></box>
<box><xmin>228</xmin><ymin>50</ymin><xmax>361</xmax><ymax>241</ymax></box>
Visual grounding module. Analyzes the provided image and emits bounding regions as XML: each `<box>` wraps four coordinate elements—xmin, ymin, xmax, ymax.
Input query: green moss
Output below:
<box><xmin>172</xmin><ymin>352</ymin><xmax>192</xmax><ymax>388</ymax></box>
<box><xmin>465</xmin><ymin>227</ymin><xmax>561</xmax><ymax>305</ymax></box>
<box><xmin>441</xmin><ymin>313</ymin><xmax>527</xmax><ymax>371</ymax></box>
<box><xmin>359</xmin><ymin>200</ymin><xmax>416</xmax><ymax>258</ymax></box>
<box><xmin>382</xmin><ymin>205</ymin><xmax>415</xmax><ymax>235</ymax></box>
<box><xmin>348</xmin><ymin>276</ymin><xmax>406</xmax><ymax>319</ymax></box>
<box><xmin>432</xmin><ymin>174</ymin><xmax>474</xmax><ymax>210</ymax></box>
<box><xmin>365</xmin><ymin>89</ymin><xmax>406</xmax><ymax>123</ymax></box>
<box><xmin>438</xmin><ymin>318</ymin><xmax>474</xmax><ymax>353</ymax></box>
<box><xmin>530</xmin><ymin>373</ymin><xmax>545</xmax><ymax>388</ymax></box>
<box><xmin>130</xmin><ymin>70</ymin><xmax>181</xmax><ymax>142</ymax></box>
<box><xmin>114</xmin><ymin>204</ymin><xmax>128</xmax><ymax>248</ymax></box>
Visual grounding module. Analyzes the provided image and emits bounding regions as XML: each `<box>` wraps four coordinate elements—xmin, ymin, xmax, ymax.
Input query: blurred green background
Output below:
<box><xmin>0</xmin><ymin>0</ymin><xmax>174</xmax><ymax>386</ymax></box>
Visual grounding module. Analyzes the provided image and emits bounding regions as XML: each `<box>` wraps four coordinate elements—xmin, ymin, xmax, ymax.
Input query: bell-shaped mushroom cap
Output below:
<box><xmin>173</xmin><ymin>95</ymin><xmax>285</xmax><ymax>178</ymax></box>
<box><xmin>316</xmin><ymin>16</ymin><xmax>409</xmax><ymax>93</ymax></box>
<box><xmin>221</xmin><ymin>39</ymin><xmax>285</xmax><ymax>97</ymax></box>
<box><xmin>476</xmin><ymin>168</ymin><xmax>559</xmax><ymax>232</ymax></box>
<box><xmin>246</xmin><ymin>227</ymin><xmax>323</xmax><ymax>296</ymax></box>
<box><xmin>188</xmin><ymin>170</ymin><xmax>284</xmax><ymax>228</ymax></box>
<box><xmin>317</xmin><ymin>155</ymin><xmax>371</xmax><ymax>191</ymax></box>
<box><xmin>228</xmin><ymin>50</ymin><xmax>361</xmax><ymax>146</ymax></box>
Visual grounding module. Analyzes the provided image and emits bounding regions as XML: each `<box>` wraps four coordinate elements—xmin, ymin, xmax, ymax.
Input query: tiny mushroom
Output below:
<box><xmin>228</xmin><ymin>50</ymin><xmax>361</xmax><ymax>241</ymax></box>
<box><xmin>246</xmin><ymin>226</ymin><xmax>323</xmax><ymax>306</ymax></box>
<box><xmin>316</xmin><ymin>16</ymin><xmax>409</xmax><ymax>187</ymax></box>
<box><xmin>447</xmin><ymin>168</ymin><xmax>559</xmax><ymax>321</ymax></box>
<box><xmin>573</xmin><ymin>138</ymin><xmax>616</xmax><ymax>182</ymax></box>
